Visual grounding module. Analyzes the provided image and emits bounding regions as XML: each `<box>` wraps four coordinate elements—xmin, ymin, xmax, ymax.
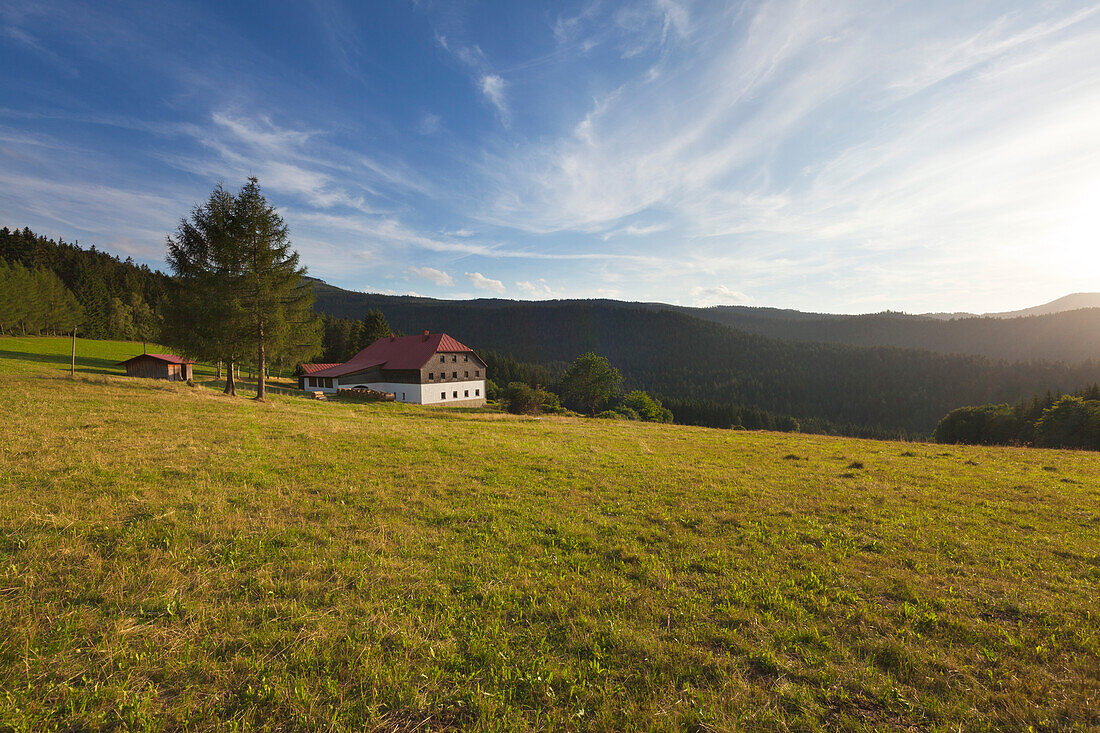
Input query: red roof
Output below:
<box><xmin>298</xmin><ymin>363</ymin><xmax>341</xmax><ymax>374</ymax></box>
<box><xmin>310</xmin><ymin>332</ymin><xmax>476</xmax><ymax>377</ymax></box>
<box><xmin>117</xmin><ymin>353</ymin><xmax>195</xmax><ymax>365</ymax></box>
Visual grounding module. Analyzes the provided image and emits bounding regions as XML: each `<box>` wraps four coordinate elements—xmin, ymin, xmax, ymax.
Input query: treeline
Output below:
<box><xmin>485</xmin><ymin>351</ymin><xmax>674</xmax><ymax>424</ymax></box>
<box><xmin>309</xmin><ymin>288</ymin><xmax>1100</xmax><ymax>435</ymax></box>
<box><xmin>0</xmin><ymin>262</ymin><xmax>83</xmax><ymax>335</ymax></box>
<box><xmin>933</xmin><ymin>385</ymin><xmax>1100</xmax><ymax>450</ymax></box>
<box><xmin>481</xmin><ymin>349</ymin><xmax>812</xmax><ymax>431</ymax></box>
<box><xmin>0</xmin><ymin>226</ymin><xmax>168</xmax><ymax>339</ymax></box>
<box><xmin>688</xmin><ymin>306</ymin><xmax>1100</xmax><ymax>364</ymax></box>
<box><xmin>319</xmin><ymin>310</ymin><xmax>392</xmax><ymax>363</ymax></box>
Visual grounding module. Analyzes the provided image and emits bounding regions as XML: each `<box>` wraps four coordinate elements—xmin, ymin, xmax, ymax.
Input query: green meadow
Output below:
<box><xmin>1</xmin><ymin>337</ymin><xmax>1097</xmax><ymax>731</ymax></box>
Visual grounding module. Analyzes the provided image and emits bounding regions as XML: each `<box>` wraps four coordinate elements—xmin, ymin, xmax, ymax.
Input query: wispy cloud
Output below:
<box><xmin>465</xmin><ymin>271</ymin><xmax>506</xmax><ymax>294</ymax></box>
<box><xmin>418</xmin><ymin>112</ymin><xmax>442</xmax><ymax>135</ymax></box>
<box><xmin>515</xmin><ymin>279</ymin><xmax>554</xmax><ymax>298</ymax></box>
<box><xmin>479</xmin><ymin>74</ymin><xmax>507</xmax><ymax>120</ymax></box>
<box><xmin>408</xmin><ymin>266</ymin><xmax>454</xmax><ymax>286</ymax></box>
<box><xmin>3</xmin><ymin>0</ymin><xmax>1099</xmax><ymax>312</ymax></box>
<box><xmin>690</xmin><ymin>285</ymin><xmax>752</xmax><ymax>307</ymax></box>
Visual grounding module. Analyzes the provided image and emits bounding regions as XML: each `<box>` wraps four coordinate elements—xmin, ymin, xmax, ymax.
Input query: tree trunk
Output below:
<box><xmin>225</xmin><ymin>360</ymin><xmax>236</xmax><ymax>396</ymax></box>
<box><xmin>256</xmin><ymin>318</ymin><xmax>266</xmax><ymax>401</ymax></box>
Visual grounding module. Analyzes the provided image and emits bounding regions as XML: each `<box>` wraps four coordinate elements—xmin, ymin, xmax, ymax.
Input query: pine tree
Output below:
<box><xmin>166</xmin><ymin>183</ymin><xmax>249</xmax><ymax>395</ymax></box>
<box><xmin>234</xmin><ymin>177</ymin><xmax>320</xmax><ymax>400</ymax></box>
<box><xmin>359</xmin><ymin>309</ymin><xmax>391</xmax><ymax>351</ymax></box>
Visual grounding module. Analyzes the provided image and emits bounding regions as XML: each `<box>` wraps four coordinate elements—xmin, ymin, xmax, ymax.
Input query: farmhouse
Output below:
<box><xmin>303</xmin><ymin>331</ymin><xmax>487</xmax><ymax>406</ymax></box>
<box><xmin>118</xmin><ymin>353</ymin><xmax>194</xmax><ymax>381</ymax></box>
<box><xmin>294</xmin><ymin>362</ymin><xmax>340</xmax><ymax>390</ymax></box>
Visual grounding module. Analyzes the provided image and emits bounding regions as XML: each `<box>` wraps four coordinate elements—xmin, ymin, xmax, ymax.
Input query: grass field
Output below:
<box><xmin>1</xmin><ymin>337</ymin><xmax>1098</xmax><ymax>731</ymax></box>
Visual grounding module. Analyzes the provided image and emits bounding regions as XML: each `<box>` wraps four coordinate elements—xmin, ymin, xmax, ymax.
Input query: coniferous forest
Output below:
<box><xmin>4</xmin><ymin>225</ymin><xmax>1100</xmax><ymax>441</ymax></box>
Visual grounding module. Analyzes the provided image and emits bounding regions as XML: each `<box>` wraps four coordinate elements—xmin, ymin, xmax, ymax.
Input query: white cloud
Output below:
<box><xmin>465</xmin><ymin>271</ymin><xmax>506</xmax><ymax>294</ymax></box>
<box><xmin>516</xmin><ymin>279</ymin><xmax>554</xmax><ymax>297</ymax></box>
<box><xmin>480</xmin><ymin>74</ymin><xmax>508</xmax><ymax>120</ymax></box>
<box><xmin>407</xmin><ymin>266</ymin><xmax>454</xmax><ymax>286</ymax></box>
<box><xmin>690</xmin><ymin>285</ymin><xmax>753</xmax><ymax>307</ymax></box>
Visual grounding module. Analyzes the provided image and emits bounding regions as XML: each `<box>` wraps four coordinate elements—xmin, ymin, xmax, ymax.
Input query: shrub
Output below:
<box><xmin>933</xmin><ymin>404</ymin><xmax>1020</xmax><ymax>445</ymax></box>
<box><xmin>621</xmin><ymin>390</ymin><xmax>674</xmax><ymax>423</ymax></box>
<box><xmin>503</xmin><ymin>382</ymin><xmax>560</xmax><ymax>415</ymax></box>
<box><xmin>1034</xmin><ymin>396</ymin><xmax>1100</xmax><ymax>450</ymax></box>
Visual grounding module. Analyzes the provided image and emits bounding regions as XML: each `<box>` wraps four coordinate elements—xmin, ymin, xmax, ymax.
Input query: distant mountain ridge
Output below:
<box><xmin>310</xmin><ymin>278</ymin><xmax>1100</xmax><ymax>364</ymax></box>
<box><xmin>308</xmin><ymin>278</ymin><xmax>1100</xmax><ymax>435</ymax></box>
<box><xmin>981</xmin><ymin>293</ymin><xmax>1100</xmax><ymax>319</ymax></box>
<box><xmin>920</xmin><ymin>292</ymin><xmax>1100</xmax><ymax>320</ymax></box>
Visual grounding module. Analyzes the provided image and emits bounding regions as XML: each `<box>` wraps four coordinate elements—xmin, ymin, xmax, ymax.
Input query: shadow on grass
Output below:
<box><xmin>0</xmin><ymin>348</ymin><xmax>122</xmax><ymax>376</ymax></box>
<box><xmin>199</xmin><ymin>379</ymin><xmax>306</xmax><ymax>398</ymax></box>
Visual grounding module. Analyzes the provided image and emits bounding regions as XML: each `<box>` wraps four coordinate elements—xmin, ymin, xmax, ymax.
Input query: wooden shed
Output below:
<box><xmin>117</xmin><ymin>353</ymin><xmax>195</xmax><ymax>382</ymax></box>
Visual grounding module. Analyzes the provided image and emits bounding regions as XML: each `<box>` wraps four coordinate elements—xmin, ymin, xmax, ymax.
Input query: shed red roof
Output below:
<box><xmin>310</xmin><ymin>332</ymin><xmax>476</xmax><ymax>377</ymax></box>
<box><xmin>298</xmin><ymin>363</ymin><xmax>341</xmax><ymax>374</ymax></box>
<box><xmin>117</xmin><ymin>353</ymin><xmax>195</xmax><ymax>365</ymax></box>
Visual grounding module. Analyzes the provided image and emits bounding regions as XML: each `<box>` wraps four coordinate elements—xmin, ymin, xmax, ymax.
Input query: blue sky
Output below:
<box><xmin>2</xmin><ymin>0</ymin><xmax>1099</xmax><ymax>313</ymax></box>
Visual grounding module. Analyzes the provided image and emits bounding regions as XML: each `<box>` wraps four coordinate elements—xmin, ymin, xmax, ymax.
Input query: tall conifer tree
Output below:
<box><xmin>166</xmin><ymin>184</ymin><xmax>248</xmax><ymax>394</ymax></box>
<box><xmin>234</xmin><ymin>177</ymin><xmax>320</xmax><ymax>400</ymax></box>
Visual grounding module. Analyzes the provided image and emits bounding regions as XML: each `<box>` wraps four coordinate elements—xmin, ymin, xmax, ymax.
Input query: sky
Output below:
<box><xmin>2</xmin><ymin>0</ymin><xmax>1099</xmax><ymax>314</ymax></box>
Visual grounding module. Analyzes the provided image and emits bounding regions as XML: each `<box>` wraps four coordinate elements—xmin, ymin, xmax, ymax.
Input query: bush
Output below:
<box><xmin>1034</xmin><ymin>396</ymin><xmax>1100</xmax><ymax>450</ymax></box>
<box><xmin>503</xmin><ymin>382</ymin><xmax>560</xmax><ymax>415</ymax></box>
<box><xmin>485</xmin><ymin>379</ymin><xmax>502</xmax><ymax>401</ymax></box>
<box><xmin>621</xmin><ymin>390</ymin><xmax>674</xmax><ymax>423</ymax></box>
<box><xmin>933</xmin><ymin>404</ymin><xmax>1020</xmax><ymax>445</ymax></box>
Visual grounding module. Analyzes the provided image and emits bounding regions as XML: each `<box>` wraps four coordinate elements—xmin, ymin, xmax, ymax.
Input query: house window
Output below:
<box><xmin>440</xmin><ymin>355</ymin><xmax>445</xmax><ymax>363</ymax></box>
<box><xmin>475</xmin><ymin>389</ymin><xmax>480</xmax><ymax>396</ymax></box>
<box><xmin>452</xmin><ymin>355</ymin><xmax>457</xmax><ymax>362</ymax></box>
<box><xmin>453</xmin><ymin>391</ymin><xmax>458</xmax><ymax>398</ymax></box>
<box><xmin>401</xmin><ymin>393</ymin><xmax>406</xmax><ymax>401</ymax></box>
<box><xmin>326</xmin><ymin>378</ymin><xmax>333</xmax><ymax>388</ymax></box>
<box><xmin>464</xmin><ymin>371</ymin><xmax>469</xmax><ymax>378</ymax></box>
<box><xmin>475</xmin><ymin>370</ymin><xmax>479</xmax><ymax>377</ymax></box>
<box><xmin>464</xmin><ymin>355</ymin><xmax>468</xmax><ymax>362</ymax></box>
<box><xmin>441</xmin><ymin>392</ymin><xmax>446</xmax><ymax>399</ymax></box>
<box><xmin>428</xmin><ymin>372</ymin><xmax>434</xmax><ymax>380</ymax></box>
<box><xmin>452</xmin><ymin>371</ymin><xmax>457</xmax><ymax>378</ymax></box>
<box><xmin>308</xmin><ymin>377</ymin><xmax>315</xmax><ymax>387</ymax></box>
<box><xmin>464</xmin><ymin>390</ymin><xmax>469</xmax><ymax>397</ymax></box>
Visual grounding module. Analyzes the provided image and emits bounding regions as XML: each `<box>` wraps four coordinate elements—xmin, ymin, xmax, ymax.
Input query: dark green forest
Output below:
<box><xmin>684</xmin><ymin>306</ymin><xmax>1100</xmax><ymax>363</ymax></box>
<box><xmin>933</xmin><ymin>385</ymin><xmax>1100</xmax><ymax>450</ymax></box>
<box><xmin>0</xmin><ymin>226</ymin><xmax>168</xmax><ymax>341</ymax></box>
<box><xmin>308</xmin><ymin>281</ymin><xmax>1100</xmax><ymax>436</ymax></box>
<box><xmin>5</xmin><ymin>227</ymin><xmax>1100</xmax><ymax>439</ymax></box>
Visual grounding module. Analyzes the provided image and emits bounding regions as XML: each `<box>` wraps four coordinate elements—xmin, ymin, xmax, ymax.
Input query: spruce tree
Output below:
<box><xmin>359</xmin><ymin>309</ymin><xmax>391</xmax><ymax>350</ymax></box>
<box><xmin>166</xmin><ymin>184</ymin><xmax>249</xmax><ymax>395</ymax></box>
<box><xmin>234</xmin><ymin>177</ymin><xmax>320</xmax><ymax>400</ymax></box>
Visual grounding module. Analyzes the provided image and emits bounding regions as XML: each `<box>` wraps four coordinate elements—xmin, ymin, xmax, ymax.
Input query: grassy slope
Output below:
<box><xmin>0</xmin><ymin>337</ymin><xmax>1097</xmax><ymax>731</ymax></box>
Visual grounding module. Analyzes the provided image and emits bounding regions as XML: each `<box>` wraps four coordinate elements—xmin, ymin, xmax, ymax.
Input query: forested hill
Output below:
<box><xmin>681</xmin><ymin>306</ymin><xmax>1100</xmax><ymax>362</ymax></box>
<box><xmin>313</xmin><ymin>279</ymin><xmax>1100</xmax><ymax>363</ymax></box>
<box><xmin>5</xmin><ymin>227</ymin><xmax>1099</xmax><ymax>437</ymax></box>
<box><xmin>309</xmin><ymin>280</ymin><xmax>1100</xmax><ymax>435</ymax></box>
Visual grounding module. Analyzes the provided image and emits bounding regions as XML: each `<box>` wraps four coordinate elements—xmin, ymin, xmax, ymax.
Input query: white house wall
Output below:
<box><xmin>305</xmin><ymin>376</ymin><xmax>485</xmax><ymax>405</ymax></box>
<box><xmin>414</xmin><ymin>380</ymin><xmax>486</xmax><ymax>405</ymax></box>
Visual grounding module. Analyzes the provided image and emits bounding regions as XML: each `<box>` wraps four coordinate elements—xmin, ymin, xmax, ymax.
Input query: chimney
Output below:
<box><xmin>422</xmin><ymin>330</ymin><xmax>430</xmax><ymax>341</ymax></box>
